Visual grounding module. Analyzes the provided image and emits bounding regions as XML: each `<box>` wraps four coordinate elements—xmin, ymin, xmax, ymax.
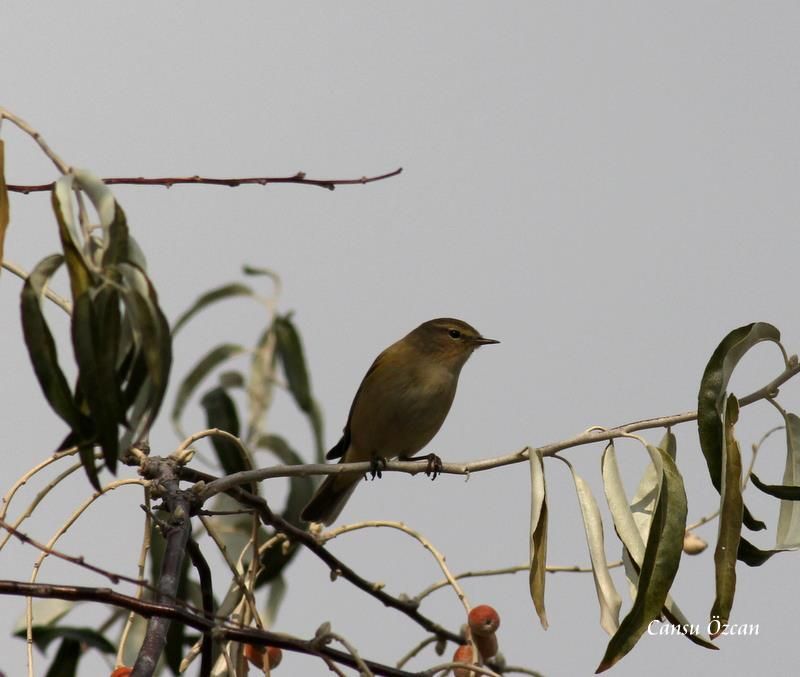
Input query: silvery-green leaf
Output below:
<box><xmin>528</xmin><ymin>448</ymin><xmax>548</xmax><ymax>629</ymax></box>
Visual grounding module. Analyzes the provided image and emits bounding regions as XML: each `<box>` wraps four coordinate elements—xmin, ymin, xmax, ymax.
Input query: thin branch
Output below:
<box><xmin>0</xmin><ymin>518</ymin><xmax>153</xmax><ymax>590</ymax></box>
<box><xmin>323</xmin><ymin>520</ymin><xmax>471</xmax><ymax>616</ymax></box>
<box><xmin>6</xmin><ymin>168</ymin><xmax>403</xmax><ymax>194</ymax></box>
<box><xmin>396</xmin><ymin>636</ymin><xmax>439</xmax><ymax>669</ymax></box>
<box><xmin>0</xmin><ymin>108</ymin><xmax>70</xmax><ymax>173</ymax></box>
<box><xmin>0</xmin><ymin>580</ymin><xmax>421</xmax><ymax>677</ymax></box>
<box><xmin>413</xmin><ymin>561</ymin><xmax>623</xmax><ymax>605</ymax></box>
<box><xmin>198</xmin><ymin>358</ymin><xmax>800</xmax><ymax>498</ymax></box>
<box><xmin>314</xmin><ymin>631</ymin><xmax>373</xmax><ymax>676</ymax></box>
<box><xmin>1</xmin><ymin>260</ymin><xmax>73</xmax><ymax>313</ymax></box>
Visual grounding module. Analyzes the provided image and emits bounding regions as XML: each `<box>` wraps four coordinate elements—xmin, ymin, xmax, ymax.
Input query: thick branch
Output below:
<box><xmin>0</xmin><ymin>580</ymin><xmax>416</xmax><ymax>676</ymax></box>
<box><xmin>6</xmin><ymin>168</ymin><xmax>403</xmax><ymax>193</ymax></box>
<box><xmin>198</xmin><ymin>358</ymin><xmax>800</xmax><ymax>498</ymax></box>
<box><xmin>133</xmin><ymin>460</ymin><xmax>194</xmax><ymax>677</ymax></box>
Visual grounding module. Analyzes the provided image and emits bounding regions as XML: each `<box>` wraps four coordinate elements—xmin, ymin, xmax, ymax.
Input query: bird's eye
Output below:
<box><xmin>448</xmin><ymin>329</ymin><xmax>461</xmax><ymax>339</ymax></box>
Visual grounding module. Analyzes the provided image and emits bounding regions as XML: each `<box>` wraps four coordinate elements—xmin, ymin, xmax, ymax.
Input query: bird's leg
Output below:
<box><xmin>367</xmin><ymin>453</ymin><xmax>387</xmax><ymax>480</ymax></box>
<box><xmin>399</xmin><ymin>452</ymin><xmax>443</xmax><ymax>480</ymax></box>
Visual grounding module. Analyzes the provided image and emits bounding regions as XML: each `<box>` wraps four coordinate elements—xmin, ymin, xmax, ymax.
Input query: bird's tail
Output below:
<box><xmin>301</xmin><ymin>469</ymin><xmax>361</xmax><ymax>525</ymax></box>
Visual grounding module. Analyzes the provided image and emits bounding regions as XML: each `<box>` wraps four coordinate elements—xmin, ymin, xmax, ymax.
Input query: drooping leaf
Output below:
<box><xmin>43</xmin><ymin>638</ymin><xmax>80</xmax><ymax>677</ymax></box>
<box><xmin>528</xmin><ymin>448</ymin><xmax>548</xmax><ymax>629</ymax></box>
<box><xmin>273</xmin><ymin>314</ymin><xmax>325</xmax><ymax>460</ymax></box>
<box><xmin>0</xmin><ymin>139</ymin><xmax>10</xmax><ymax>273</ymax></box>
<box><xmin>274</xmin><ymin>314</ymin><xmax>313</xmax><ymax>412</ymax></box>
<box><xmin>777</xmin><ymin>413</ymin><xmax>800</xmax><ymax>546</ymax></box>
<box><xmin>265</xmin><ymin>575</ymin><xmax>287</xmax><ymax>627</ymax></box>
<box><xmin>558</xmin><ymin>457</ymin><xmax>621</xmax><ymax>636</ymax></box>
<box><xmin>102</xmin><ymin>201</ymin><xmax>131</xmax><ymax>268</ymax></box>
<box><xmin>697</xmin><ymin>322</ymin><xmax>780</xmax><ymax>531</ymax></box>
<box><xmin>20</xmin><ymin>254</ymin><xmax>83</xmax><ymax>429</ymax></box>
<box><xmin>710</xmin><ymin>395</ymin><xmax>743</xmax><ymax>637</ymax></box>
<box><xmin>601</xmin><ymin>440</ymin><xmax>712</xmax><ymax>656</ymax></box>
<box><xmin>118</xmin><ymin>263</ymin><xmax>172</xmax><ymax>442</ymax></box>
<box><xmin>200</xmin><ymin>387</ymin><xmax>254</xmax><ymax>494</ymax></box>
<box><xmin>750</xmin><ymin>473</ymin><xmax>800</xmax><ymax>501</ymax></box>
<box><xmin>72</xmin><ymin>291</ymin><xmax>119</xmax><ymax>472</ymax></box>
<box><xmin>20</xmin><ymin>625</ymin><xmax>116</xmax><ymax>654</ymax></box>
<box><xmin>597</xmin><ymin>442</ymin><xmax>688</xmax><ymax>671</ymax></box>
<box><xmin>172</xmin><ymin>283</ymin><xmax>256</xmax><ymax>336</ymax></box>
<box><xmin>172</xmin><ymin>343</ymin><xmax>247</xmax><ymax>436</ymax></box>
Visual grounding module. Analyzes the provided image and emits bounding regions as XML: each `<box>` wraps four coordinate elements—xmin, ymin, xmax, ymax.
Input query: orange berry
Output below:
<box><xmin>110</xmin><ymin>669</ymin><xmax>132</xmax><ymax>677</ymax></box>
<box><xmin>453</xmin><ymin>644</ymin><xmax>475</xmax><ymax>677</ymax></box>
<box><xmin>266</xmin><ymin>646</ymin><xmax>283</xmax><ymax>669</ymax></box>
<box><xmin>244</xmin><ymin>644</ymin><xmax>265</xmax><ymax>668</ymax></box>
<box><xmin>468</xmin><ymin>604</ymin><xmax>500</xmax><ymax>636</ymax></box>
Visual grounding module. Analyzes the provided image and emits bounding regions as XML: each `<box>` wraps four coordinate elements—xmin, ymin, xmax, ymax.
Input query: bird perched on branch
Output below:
<box><xmin>301</xmin><ymin>317</ymin><xmax>498</xmax><ymax>525</ymax></box>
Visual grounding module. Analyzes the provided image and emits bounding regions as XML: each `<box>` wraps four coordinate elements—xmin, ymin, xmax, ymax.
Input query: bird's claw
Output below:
<box><xmin>368</xmin><ymin>455</ymin><xmax>387</xmax><ymax>480</ymax></box>
<box><xmin>424</xmin><ymin>453</ymin><xmax>443</xmax><ymax>480</ymax></box>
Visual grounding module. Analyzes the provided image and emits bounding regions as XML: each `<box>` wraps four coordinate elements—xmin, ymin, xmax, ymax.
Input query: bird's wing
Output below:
<box><xmin>325</xmin><ymin>349</ymin><xmax>387</xmax><ymax>460</ymax></box>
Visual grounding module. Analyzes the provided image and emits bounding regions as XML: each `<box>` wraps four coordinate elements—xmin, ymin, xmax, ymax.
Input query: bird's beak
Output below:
<box><xmin>473</xmin><ymin>336</ymin><xmax>500</xmax><ymax>346</ymax></box>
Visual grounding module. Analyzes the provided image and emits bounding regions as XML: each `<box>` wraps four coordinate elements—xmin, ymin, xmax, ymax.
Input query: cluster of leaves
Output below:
<box><xmin>528</xmin><ymin>322</ymin><xmax>800</xmax><ymax>672</ymax></box>
<box><xmin>156</xmin><ymin>271</ymin><xmax>324</xmax><ymax>671</ymax></box>
<box><xmin>15</xmin><ymin>165</ymin><xmax>171</xmax><ymax>491</ymax></box>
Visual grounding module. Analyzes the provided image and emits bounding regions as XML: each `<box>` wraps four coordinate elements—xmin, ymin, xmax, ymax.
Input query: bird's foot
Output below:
<box><xmin>423</xmin><ymin>453</ymin><xmax>443</xmax><ymax>480</ymax></box>
<box><xmin>368</xmin><ymin>455</ymin><xmax>387</xmax><ymax>480</ymax></box>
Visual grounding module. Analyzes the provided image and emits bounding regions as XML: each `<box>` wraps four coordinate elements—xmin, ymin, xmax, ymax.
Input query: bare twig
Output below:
<box><xmin>1</xmin><ymin>260</ymin><xmax>73</xmax><ymax>314</ymax></box>
<box><xmin>323</xmin><ymin>520</ymin><xmax>471</xmax><ymax>616</ymax></box>
<box><xmin>0</xmin><ymin>108</ymin><xmax>70</xmax><ymax>173</ymax></box>
<box><xmin>6</xmin><ymin>168</ymin><xmax>403</xmax><ymax>194</ymax></box>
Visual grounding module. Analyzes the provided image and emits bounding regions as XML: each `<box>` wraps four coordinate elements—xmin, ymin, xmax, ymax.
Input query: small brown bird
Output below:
<box><xmin>301</xmin><ymin>317</ymin><xmax>498</xmax><ymax>525</ymax></box>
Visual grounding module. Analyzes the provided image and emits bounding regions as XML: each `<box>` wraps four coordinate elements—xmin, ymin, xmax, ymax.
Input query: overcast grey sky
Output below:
<box><xmin>2</xmin><ymin>3</ymin><xmax>800</xmax><ymax>675</ymax></box>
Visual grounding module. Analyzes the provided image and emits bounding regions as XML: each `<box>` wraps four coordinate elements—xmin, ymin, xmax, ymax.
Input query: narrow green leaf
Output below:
<box><xmin>22</xmin><ymin>625</ymin><xmax>116</xmax><ymax>654</ymax></box>
<box><xmin>102</xmin><ymin>202</ymin><xmax>131</xmax><ymax>268</ymax></box>
<box><xmin>118</xmin><ymin>264</ymin><xmax>172</xmax><ymax>442</ymax></box>
<box><xmin>172</xmin><ymin>282</ymin><xmax>255</xmax><ymax>336</ymax></box>
<box><xmin>200</xmin><ymin>387</ymin><xmax>254</xmax><ymax>493</ymax></box>
<box><xmin>750</xmin><ymin>473</ymin><xmax>800</xmax><ymax>501</ymax></box>
<box><xmin>528</xmin><ymin>448</ymin><xmax>548</xmax><ymax>629</ymax></box>
<box><xmin>777</xmin><ymin>413</ymin><xmax>800</xmax><ymax>546</ymax></box>
<box><xmin>559</xmin><ymin>457</ymin><xmax>621</xmax><ymax>636</ymax></box>
<box><xmin>43</xmin><ymin>638</ymin><xmax>80</xmax><ymax>677</ymax></box>
<box><xmin>597</xmin><ymin>444</ymin><xmax>688</xmax><ymax>672</ymax></box>
<box><xmin>274</xmin><ymin>314</ymin><xmax>313</xmax><ymax>412</ymax></box>
<box><xmin>72</xmin><ymin>291</ymin><xmax>119</xmax><ymax>472</ymax></box>
<box><xmin>265</xmin><ymin>575</ymin><xmax>287</xmax><ymax>627</ymax></box>
<box><xmin>20</xmin><ymin>254</ymin><xmax>83</xmax><ymax>429</ymax></box>
<box><xmin>602</xmin><ymin>441</ymin><xmax>713</xmax><ymax>653</ymax></box>
<box><xmin>171</xmin><ymin>343</ymin><xmax>247</xmax><ymax>436</ymax></box>
<box><xmin>697</xmin><ymin>322</ymin><xmax>780</xmax><ymax>531</ymax></box>
<box><xmin>0</xmin><ymin>140</ymin><xmax>10</xmax><ymax>273</ymax></box>
<box><xmin>710</xmin><ymin>395</ymin><xmax>743</xmax><ymax>637</ymax></box>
